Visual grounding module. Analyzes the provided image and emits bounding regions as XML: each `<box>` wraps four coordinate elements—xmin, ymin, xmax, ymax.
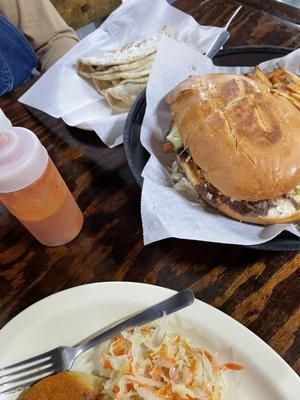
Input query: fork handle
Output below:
<box><xmin>74</xmin><ymin>289</ymin><xmax>194</xmax><ymax>356</ymax></box>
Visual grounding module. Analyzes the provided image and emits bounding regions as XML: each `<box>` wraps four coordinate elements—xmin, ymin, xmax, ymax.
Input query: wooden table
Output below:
<box><xmin>0</xmin><ymin>0</ymin><xmax>299</xmax><ymax>374</ymax></box>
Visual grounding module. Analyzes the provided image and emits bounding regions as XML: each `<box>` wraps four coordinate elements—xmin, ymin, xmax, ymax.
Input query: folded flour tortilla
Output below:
<box><xmin>76</xmin><ymin>26</ymin><xmax>173</xmax><ymax>76</ymax></box>
<box><xmin>78</xmin><ymin>53</ymin><xmax>155</xmax><ymax>79</ymax></box>
<box><xmin>76</xmin><ymin>26</ymin><xmax>174</xmax><ymax>111</ymax></box>
<box><xmin>91</xmin><ymin>79</ymin><xmax>114</xmax><ymax>96</ymax></box>
<box><xmin>92</xmin><ymin>76</ymin><xmax>148</xmax><ymax>96</ymax></box>
<box><xmin>105</xmin><ymin>80</ymin><xmax>147</xmax><ymax>112</ymax></box>
<box><xmin>91</xmin><ymin>59</ymin><xmax>153</xmax><ymax>81</ymax></box>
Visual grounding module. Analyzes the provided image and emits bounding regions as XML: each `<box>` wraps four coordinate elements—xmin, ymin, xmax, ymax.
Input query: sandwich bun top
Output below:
<box><xmin>167</xmin><ymin>73</ymin><xmax>300</xmax><ymax>201</ymax></box>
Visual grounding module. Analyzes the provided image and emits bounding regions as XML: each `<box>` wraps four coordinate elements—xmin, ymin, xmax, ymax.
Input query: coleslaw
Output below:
<box><xmin>93</xmin><ymin>320</ymin><xmax>243</xmax><ymax>400</ymax></box>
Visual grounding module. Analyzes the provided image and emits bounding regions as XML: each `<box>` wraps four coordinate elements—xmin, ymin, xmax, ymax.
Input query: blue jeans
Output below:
<box><xmin>0</xmin><ymin>15</ymin><xmax>37</xmax><ymax>95</ymax></box>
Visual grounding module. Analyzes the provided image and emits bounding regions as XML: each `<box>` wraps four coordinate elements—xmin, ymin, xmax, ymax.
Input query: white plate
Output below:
<box><xmin>0</xmin><ymin>282</ymin><xmax>299</xmax><ymax>399</ymax></box>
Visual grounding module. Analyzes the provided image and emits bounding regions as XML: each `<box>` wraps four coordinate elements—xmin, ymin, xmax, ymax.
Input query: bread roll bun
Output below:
<box><xmin>167</xmin><ymin>73</ymin><xmax>300</xmax><ymax>201</ymax></box>
<box><xmin>177</xmin><ymin>155</ymin><xmax>300</xmax><ymax>225</ymax></box>
<box><xmin>214</xmin><ymin>201</ymin><xmax>300</xmax><ymax>225</ymax></box>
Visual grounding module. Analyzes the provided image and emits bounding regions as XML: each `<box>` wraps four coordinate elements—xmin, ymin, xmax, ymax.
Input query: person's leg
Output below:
<box><xmin>0</xmin><ymin>0</ymin><xmax>79</xmax><ymax>72</ymax></box>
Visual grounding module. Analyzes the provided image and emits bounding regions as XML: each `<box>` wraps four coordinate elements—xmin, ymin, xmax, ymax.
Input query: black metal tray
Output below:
<box><xmin>123</xmin><ymin>46</ymin><xmax>300</xmax><ymax>251</ymax></box>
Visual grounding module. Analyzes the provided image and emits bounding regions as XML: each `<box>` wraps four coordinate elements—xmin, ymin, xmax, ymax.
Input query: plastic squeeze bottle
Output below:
<box><xmin>0</xmin><ymin>127</ymin><xmax>83</xmax><ymax>246</ymax></box>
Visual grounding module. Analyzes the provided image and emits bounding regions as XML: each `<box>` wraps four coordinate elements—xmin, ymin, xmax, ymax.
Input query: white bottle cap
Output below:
<box><xmin>0</xmin><ymin>127</ymin><xmax>49</xmax><ymax>193</ymax></box>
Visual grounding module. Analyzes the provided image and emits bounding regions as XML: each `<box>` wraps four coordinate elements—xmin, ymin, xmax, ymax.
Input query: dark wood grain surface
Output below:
<box><xmin>50</xmin><ymin>0</ymin><xmax>121</xmax><ymax>29</ymax></box>
<box><xmin>0</xmin><ymin>0</ymin><xmax>299</xmax><ymax>375</ymax></box>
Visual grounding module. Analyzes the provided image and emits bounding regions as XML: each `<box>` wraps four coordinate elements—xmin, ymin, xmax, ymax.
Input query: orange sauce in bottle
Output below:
<box><xmin>0</xmin><ymin>158</ymin><xmax>83</xmax><ymax>246</ymax></box>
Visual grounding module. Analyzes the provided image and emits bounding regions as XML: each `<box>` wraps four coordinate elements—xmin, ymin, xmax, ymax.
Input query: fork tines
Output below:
<box><xmin>0</xmin><ymin>351</ymin><xmax>55</xmax><ymax>394</ymax></box>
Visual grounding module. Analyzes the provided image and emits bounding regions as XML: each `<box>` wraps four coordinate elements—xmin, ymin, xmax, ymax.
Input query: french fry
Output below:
<box><xmin>266</xmin><ymin>68</ymin><xmax>285</xmax><ymax>79</ymax></box>
<box><xmin>245</xmin><ymin>72</ymin><xmax>257</xmax><ymax>80</ymax></box>
<box><xmin>245</xmin><ymin>72</ymin><xmax>264</xmax><ymax>85</ymax></box>
<box><xmin>271</xmin><ymin>89</ymin><xmax>288</xmax><ymax>96</ymax></box>
<box><xmin>270</xmin><ymin>76</ymin><xmax>287</xmax><ymax>85</ymax></box>
<box><xmin>246</xmin><ymin>65</ymin><xmax>300</xmax><ymax>112</ymax></box>
<box><xmin>281</xmin><ymin>68</ymin><xmax>300</xmax><ymax>85</ymax></box>
<box><xmin>290</xmin><ymin>99</ymin><xmax>300</xmax><ymax>111</ymax></box>
<box><xmin>287</xmin><ymin>83</ymin><xmax>300</xmax><ymax>94</ymax></box>
<box><xmin>273</xmin><ymin>83</ymin><xmax>287</xmax><ymax>91</ymax></box>
<box><xmin>272</xmin><ymin>89</ymin><xmax>300</xmax><ymax>110</ymax></box>
<box><xmin>290</xmin><ymin>92</ymin><xmax>300</xmax><ymax>101</ymax></box>
<box><xmin>254</xmin><ymin>67</ymin><xmax>273</xmax><ymax>87</ymax></box>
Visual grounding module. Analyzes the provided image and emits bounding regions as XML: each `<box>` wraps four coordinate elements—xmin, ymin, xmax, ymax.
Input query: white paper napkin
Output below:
<box><xmin>140</xmin><ymin>37</ymin><xmax>300</xmax><ymax>245</ymax></box>
<box><xmin>19</xmin><ymin>0</ymin><xmax>223</xmax><ymax>148</ymax></box>
<box><xmin>0</xmin><ymin>109</ymin><xmax>12</xmax><ymax>129</ymax></box>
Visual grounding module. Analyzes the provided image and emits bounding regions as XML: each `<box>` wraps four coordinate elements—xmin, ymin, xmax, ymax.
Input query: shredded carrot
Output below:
<box><xmin>113</xmin><ymin>337</ymin><xmax>125</xmax><ymax>356</ymax></box>
<box><xmin>149</xmin><ymin>366</ymin><xmax>161</xmax><ymax>380</ymax></box>
<box><xmin>126</xmin><ymin>383</ymin><xmax>134</xmax><ymax>392</ymax></box>
<box><xmin>103</xmin><ymin>359</ymin><xmax>113</xmax><ymax>371</ymax></box>
<box><xmin>222</xmin><ymin>362</ymin><xmax>244</xmax><ymax>371</ymax></box>
<box><xmin>112</xmin><ymin>385</ymin><xmax>119</xmax><ymax>394</ymax></box>
<box><xmin>156</xmin><ymin>384</ymin><xmax>172</xmax><ymax>397</ymax></box>
<box><xmin>190</xmin><ymin>358</ymin><xmax>197</xmax><ymax>373</ymax></box>
<box><xmin>203</xmin><ymin>350</ymin><xmax>214</xmax><ymax>363</ymax></box>
<box><xmin>114</xmin><ymin>344</ymin><xmax>124</xmax><ymax>356</ymax></box>
<box><xmin>141</xmin><ymin>326</ymin><xmax>151</xmax><ymax>333</ymax></box>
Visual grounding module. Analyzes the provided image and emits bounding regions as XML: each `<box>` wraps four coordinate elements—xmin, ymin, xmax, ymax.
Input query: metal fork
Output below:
<box><xmin>0</xmin><ymin>289</ymin><xmax>194</xmax><ymax>394</ymax></box>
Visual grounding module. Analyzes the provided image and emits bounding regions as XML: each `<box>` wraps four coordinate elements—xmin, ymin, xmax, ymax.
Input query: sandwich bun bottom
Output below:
<box><xmin>177</xmin><ymin>156</ymin><xmax>300</xmax><ymax>225</ymax></box>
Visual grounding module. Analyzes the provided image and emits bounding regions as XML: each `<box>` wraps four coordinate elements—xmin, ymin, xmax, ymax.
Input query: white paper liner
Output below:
<box><xmin>140</xmin><ymin>37</ymin><xmax>300</xmax><ymax>245</ymax></box>
<box><xmin>19</xmin><ymin>0</ymin><xmax>223</xmax><ymax>148</ymax></box>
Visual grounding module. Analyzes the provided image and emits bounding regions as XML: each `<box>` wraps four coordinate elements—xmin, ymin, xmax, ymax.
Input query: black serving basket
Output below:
<box><xmin>123</xmin><ymin>46</ymin><xmax>300</xmax><ymax>251</ymax></box>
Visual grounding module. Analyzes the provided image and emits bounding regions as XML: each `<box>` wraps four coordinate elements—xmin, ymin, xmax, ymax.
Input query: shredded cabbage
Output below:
<box><xmin>94</xmin><ymin>320</ymin><xmax>242</xmax><ymax>400</ymax></box>
<box><xmin>293</xmin><ymin>184</ymin><xmax>300</xmax><ymax>203</ymax></box>
<box><xmin>167</xmin><ymin>125</ymin><xmax>182</xmax><ymax>150</ymax></box>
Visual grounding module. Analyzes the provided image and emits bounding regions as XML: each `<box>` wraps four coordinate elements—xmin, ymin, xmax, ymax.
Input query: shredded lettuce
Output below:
<box><xmin>170</xmin><ymin>161</ymin><xmax>184</xmax><ymax>183</ymax></box>
<box><xmin>167</xmin><ymin>125</ymin><xmax>182</xmax><ymax>150</ymax></box>
<box><xmin>293</xmin><ymin>184</ymin><xmax>300</xmax><ymax>203</ymax></box>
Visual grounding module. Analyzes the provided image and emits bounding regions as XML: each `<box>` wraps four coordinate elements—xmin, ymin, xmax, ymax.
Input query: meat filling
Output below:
<box><xmin>175</xmin><ymin>147</ymin><xmax>296</xmax><ymax>217</ymax></box>
<box><xmin>197</xmin><ymin>177</ymin><xmax>276</xmax><ymax>217</ymax></box>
